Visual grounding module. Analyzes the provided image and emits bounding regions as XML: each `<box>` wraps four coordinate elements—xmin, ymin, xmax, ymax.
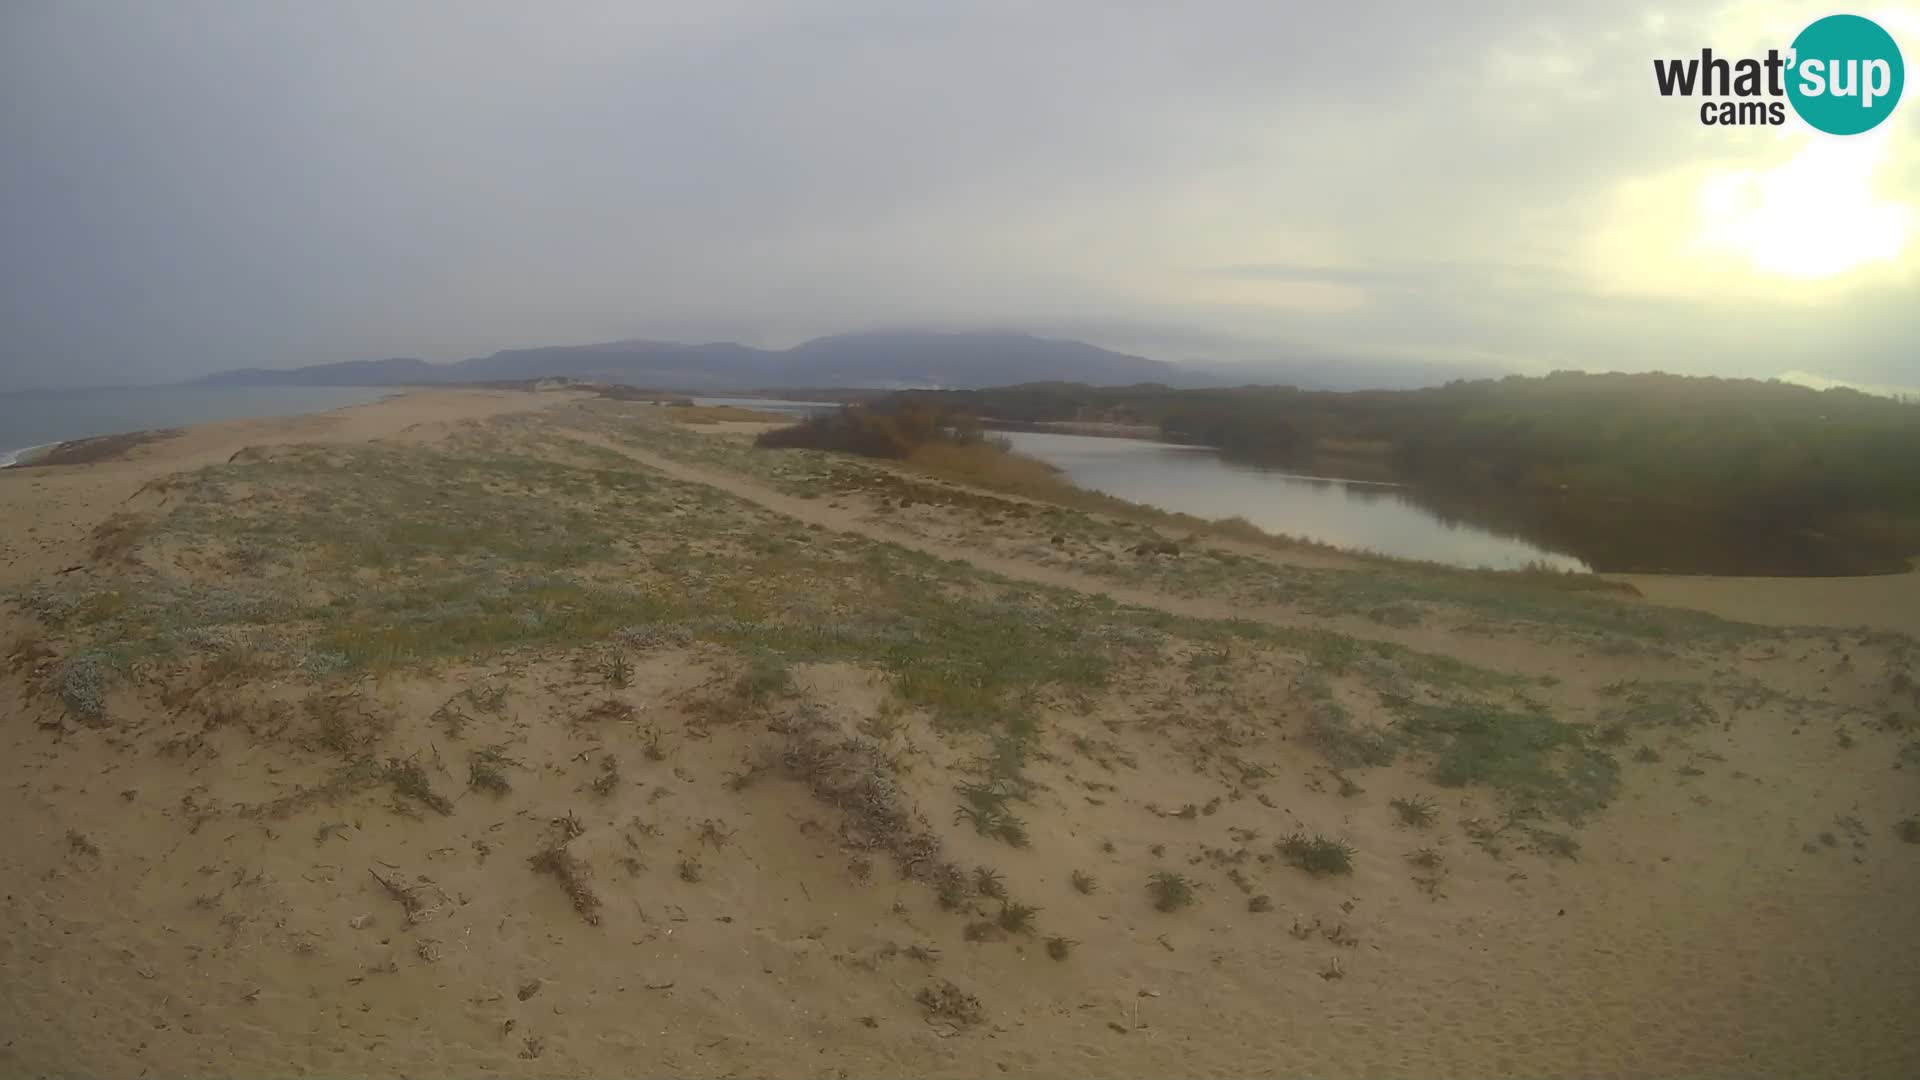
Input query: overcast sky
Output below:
<box><xmin>2</xmin><ymin>1</ymin><xmax>1916</xmax><ymax>391</ymax></box>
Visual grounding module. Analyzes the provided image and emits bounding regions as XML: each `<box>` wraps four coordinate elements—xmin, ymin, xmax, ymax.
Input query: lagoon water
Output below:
<box><xmin>0</xmin><ymin>385</ymin><xmax>397</xmax><ymax>466</ymax></box>
<box><xmin>1000</xmin><ymin>430</ymin><xmax>1590</xmax><ymax>572</ymax></box>
<box><xmin>691</xmin><ymin>396</ymin><xmax>838</xmax><ymax>418</ymax></box>
<box><xmin>704</xmin><ymin>400</ymin><xmax>1592</xmax><ymax>572</ymax></box>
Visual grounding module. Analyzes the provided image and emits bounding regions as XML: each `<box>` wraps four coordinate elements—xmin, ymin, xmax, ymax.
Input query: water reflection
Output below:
<box><xmin>1391</xmin><ymin>487</ymin><xmax>1901</xmax><ymax>576</ymax></box>
<box><xmin>1000</xmin><ymin>431</ymin><xmax>1589</xmax><ymax>572</ymax></box>
<box><xmin>719</xmin><ymin>408</ymin><xmax>1897</xmax><ymax>575</ymax></box>
<box><xmin>691</xmin><ymin>397</ymin><xmax>837</xmax><ymax>419</ymax></box>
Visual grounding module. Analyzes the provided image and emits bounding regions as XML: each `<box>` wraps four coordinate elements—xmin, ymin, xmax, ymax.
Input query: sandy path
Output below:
<box><xmin>683</xmin><ymin>419</ymin><xmax>1920</xmax><ymax>643</ymax></box>
<box><xmin>575</xmin><ymin>433</ymin><xmax>1202</xmax><ymax>603</ymax></box>
<box><xmin>561</xmin><ymin>433</ymin><xmax>1710</xmax><ymax>689</ymax></box>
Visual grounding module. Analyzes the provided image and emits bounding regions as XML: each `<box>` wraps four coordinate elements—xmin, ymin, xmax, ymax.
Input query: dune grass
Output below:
<box><xmin>1277</xmin><ymin>832</ymin><xmax>1356</xmax><ymax>876</ymax></box>
<box><xmin>589</xmin><ymin>404</ymin><xmax>1718</xmax><ymax>645</ymax></box>
<box><xmin>1392</xmin><ymin>699</ymin><xmax>1620</xmax><ymax>823</ymax></box>
<box><xmin>9</xmin><ymin>409</ymin><xmax>1658</xmax><ymax>841</ymax></box>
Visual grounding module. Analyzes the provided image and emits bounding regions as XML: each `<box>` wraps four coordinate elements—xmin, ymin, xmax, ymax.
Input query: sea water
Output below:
<box><xmin>0</xmin><ymin>385</ymin><xmax>397</xmax><ymax>466</ymax></box>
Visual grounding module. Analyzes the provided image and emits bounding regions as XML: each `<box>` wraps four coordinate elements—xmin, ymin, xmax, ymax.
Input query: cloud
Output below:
<box><xmin>0</xmin><ymin>1</ymin><xmax>1915</xmax><ymax>390</ymax></box>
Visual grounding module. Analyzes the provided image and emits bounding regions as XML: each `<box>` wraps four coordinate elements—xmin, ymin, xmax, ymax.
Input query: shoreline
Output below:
<box><xmin>6</xmin><ymin>428</ymin><xmax>185</xmax><ymax>469</ymax></box>
<box><xmin>0</xmin><ymin>380</ymin><xmax>682</xmax><ymax>469</ymax></box>
<box><xmin>991</xmin><ymin>429</ymin><xmax>1911</xmax><ymax>580</ymax></box>
<box><xmin>685</xmin><ymin>415</ymin><xmax>1920</xmax><ymax>638</ymax></box>
<box><xmin>0</xmin><ymin>441</ymin><xmax>58</xmax><ymax>469</ymax></box>
<box><xmin>0</xmin><ymin>387</ymin><xmax>582</xmax><ymax>589</ymax></box>
<box><xmin>0</xmin><ymin>384</ymin><xmax>406</xmax><ymax>471</ymax></box>
<box><xmin>4</xmin><ymin>389</ymin><xmax>1917</xmax><ymax>638</ymax></box>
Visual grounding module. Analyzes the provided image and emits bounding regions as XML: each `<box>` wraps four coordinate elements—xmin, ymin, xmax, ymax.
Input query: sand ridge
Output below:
<box><xmin>0</xmin><ymin>389</ymin><xmax>585</xmax><ymax>589</ymax></box>
<box><xmin>1</xmin><ymin>392</ymin><xmax>1916</xmax><ymax>1078</ymax></box>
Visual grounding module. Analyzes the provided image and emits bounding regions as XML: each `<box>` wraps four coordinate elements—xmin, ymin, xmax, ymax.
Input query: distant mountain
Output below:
<box><xmin>450</xmin><ymin>340</ymin><xmax>770</xmax><ymax>386</ymax></box>
<box><xmin>780</xmin><ymin>331</ymin><xmax>1178</xmax><ymax>388</ymax></box>
<box><xmin>194</xmin><ymin>357</ymin><xmax>445</xmax><ymax>387</ymax></box>
<box><xmin>189</xmin><ymin>331</ymin><xmax>1215</xmax><ymax>392</ymax></box>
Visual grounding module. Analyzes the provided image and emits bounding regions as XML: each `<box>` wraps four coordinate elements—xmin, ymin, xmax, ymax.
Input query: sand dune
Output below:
<box><xmin>0</xmin><ymin>389</ymin><xmax>583</xmax><ymax>588</ymax></box>
<box><xmin>1616</xmin><ymin>568</ymin><xmax>1920</xmax><ymax>640</ymax></box>
<box><xmin>2</xmin><ymin>392</ymin><xmax>1915</xmax><ymax>1078</ymax></box>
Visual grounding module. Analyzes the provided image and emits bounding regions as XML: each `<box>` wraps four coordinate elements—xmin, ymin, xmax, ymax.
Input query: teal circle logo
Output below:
<box><xmin>1787</xmin><ymin>14</ymin><xmax>1905</xmax><ymax>135</ymax></box>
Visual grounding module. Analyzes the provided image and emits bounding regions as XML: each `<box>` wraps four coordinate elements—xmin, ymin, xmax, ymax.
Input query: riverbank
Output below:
<box><xmin>995</xmin><ymin>429</ymin><xmax>1920</xmax><ymax>578</ymax></box>
<box><xmin>982</xmin><ymin>417</ymin><xmax>1162</xmax><ymax>439</ymax></box>
<box><xmin>2</xmin><ymin>393</ymin><xmax>1915</xmax><ymax>1078</ymax></box>
<box><xmin>885</xmin><ymin>374</ymin><xmax>1920</xmax><ymax>577</ymax></box>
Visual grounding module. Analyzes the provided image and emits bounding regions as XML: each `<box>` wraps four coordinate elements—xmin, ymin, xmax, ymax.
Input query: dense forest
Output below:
<box><xmin>879</xmin><ymin>374</ymin><xmax>1920</xmax><ymax>573</ymax></box>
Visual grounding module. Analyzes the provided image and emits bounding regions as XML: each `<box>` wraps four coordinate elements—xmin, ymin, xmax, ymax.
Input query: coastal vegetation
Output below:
<box><xmin>5</xmin><ymin>395</ymin><xmax>1917</xmax><ymax>1077</ymax></box>
<box><xmin>859</xmin><ymin>374</ymin><xmax>1920</xmax><ymax>573</ymax></box>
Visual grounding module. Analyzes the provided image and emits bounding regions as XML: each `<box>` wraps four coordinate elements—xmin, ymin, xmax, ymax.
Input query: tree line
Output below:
<box><xmin>876</xmin><ymin>373</ymin><xmax>1920</xmax><ymax>565</ymax></box>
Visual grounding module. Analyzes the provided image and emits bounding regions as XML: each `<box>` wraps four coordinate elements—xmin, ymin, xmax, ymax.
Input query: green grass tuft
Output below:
<box><xmin>386</xmin><ymin>758</ymin><xmax>452</xmax><ymax>815</ymax></box>
<box><xmin>1394</xmin><ymin>699</ymin><xmax>1619</xmax><ymax>823</ymax></box>
<box><xmin>996</xmin><ymin>901</ymin><xmax>1039</xmax><ymax>934</ymax></box>
<box><xmin>973</xmin><ymin>866</ymin><xmax>1007</xmax><ymax>900</ymax></box>
<box><xmin>468</xmin><ymin>747</ymin><xmax>514</xmax><ymax>796</ymax></box>
<box><xmin>734</xmin><ymin>654</ymin><xmax>791</xmax><ymax>701</ymax></box>
<box><xmin>1147</xmin><ymin>871</ymin><xmax>1194</xmax><ymax>912</ymax></box>
<box><xmin>1390</xmin><ymin>794</ymin><xmax>1437</xmax><ymax>828</ymax></box>
<box><xmin>1278</xmin><ymin>832</ymin><xmax>1356</xmax><ymax>876</ymax></box>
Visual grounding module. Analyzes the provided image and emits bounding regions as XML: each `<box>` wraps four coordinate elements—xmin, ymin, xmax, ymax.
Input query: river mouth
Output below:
<box><xmin>998</xmin><ymin>430</ymin><xmax>1910</xmax><ymax>577</ymax></box>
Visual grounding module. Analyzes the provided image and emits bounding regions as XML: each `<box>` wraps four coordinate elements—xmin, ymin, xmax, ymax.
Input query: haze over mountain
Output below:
<box><xmin>191</xmin><ymin>330</ymin><xmax>1266</xmax><ymax>392</ymax></box>
<box><xmin>5</xmin><ymin>6</ymin><xmax>1915</xmax><ymax>394</ymax></box>
<box><xmin>149</xmin><ymin>330</ymin><xmax>1920</xmax><ymax>400</ymax></box>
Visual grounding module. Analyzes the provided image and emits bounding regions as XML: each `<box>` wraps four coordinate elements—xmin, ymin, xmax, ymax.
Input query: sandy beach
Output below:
<box><xmin>2</xmin><ymin>390</ymin><xmax>1915</xmax><ymax>1079</ymax></box>
<box><xmin>1615</xmin><ymin>567</ymin><xmax>1920</xmax><ymax>641</ymax></box>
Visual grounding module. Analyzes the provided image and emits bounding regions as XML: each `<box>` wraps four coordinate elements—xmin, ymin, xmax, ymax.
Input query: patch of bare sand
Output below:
<box><xmin>1617</xmin><ymin>566</ymin><xmax>1920</xmax><ymax>639</ymax></box>
<box><xmin>0</xmin><ymin>388</ymin><xmax>585</xmax><ymax>589</ymax></box>
<box><xmin>2</xmin><ymin>408</ymin><xmax>1917</xmax><ymax>1078</ymax></box>
<box><xmin>5</xmin><ymin>637</ymin><xmax>1916</xmax><ymax>1078</ymax></box>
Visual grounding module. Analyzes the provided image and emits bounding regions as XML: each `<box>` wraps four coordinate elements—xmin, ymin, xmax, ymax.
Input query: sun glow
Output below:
<box><xmin>1691</xmin><ymin>134</ymin><xmax>1913</xmax><ymax>278</ymax></box>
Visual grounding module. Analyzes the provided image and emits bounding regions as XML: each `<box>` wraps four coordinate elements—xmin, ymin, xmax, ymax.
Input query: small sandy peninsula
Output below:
<box><xmin>2</xmin><ymin>389</ymin><xmax>1916</xmax><ymax>1079</ymax></box>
